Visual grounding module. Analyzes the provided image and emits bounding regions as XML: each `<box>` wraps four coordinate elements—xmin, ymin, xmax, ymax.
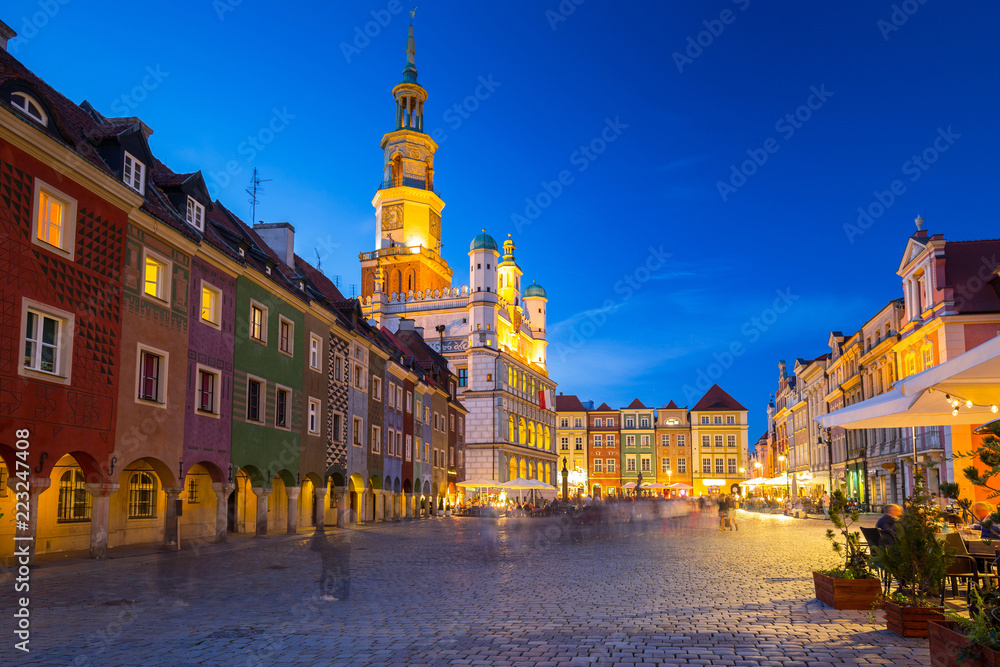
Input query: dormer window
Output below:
<box><xmin>123</xmin><ymin>152</ymin><xmax>146</xmax><ymax>194</ymax></box>
<box><xmin>186</xmin><ymin>197</ymin><xmax>205</xmax><ymax>231</ymax></box>
<box><xmin>10</xmin><ymin>92</ymin><xmax>47</xmax><ymax>125</ymax></box>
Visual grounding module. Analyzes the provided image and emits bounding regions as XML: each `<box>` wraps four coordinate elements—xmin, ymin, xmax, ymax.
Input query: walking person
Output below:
<box><xmin>821</xmin><ymin>491</ymin><xmax>830</xmax><ymax>519</ymax></box>
<box><xmin>310</xmin><ymin>527</ymin><xmax>351</xmax><ymax>601</ymax></box>
<box><xmin>718</xmin><ymin>494</ymin><xmax>729</xmax><ymax>531</ymax></box>
<box><xmin>728</xmin><ymin>494</ymin><xmax>739</xmax><ymax>531</ymax></box>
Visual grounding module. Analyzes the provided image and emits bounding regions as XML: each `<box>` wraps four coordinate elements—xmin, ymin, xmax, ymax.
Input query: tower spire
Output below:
<box><xmin>402</xmin><ymin>23</ymin><xmax>418</xmax><ymax>84</ymax></box>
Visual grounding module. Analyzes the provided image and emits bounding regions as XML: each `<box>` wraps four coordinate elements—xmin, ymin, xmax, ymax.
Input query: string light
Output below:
<box><xmin>945</xmin><ymin>394</ymin><xmax>998</xmax><ymax>417</ymax></box>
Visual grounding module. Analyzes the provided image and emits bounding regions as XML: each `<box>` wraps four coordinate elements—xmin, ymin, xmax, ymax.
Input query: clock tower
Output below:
<box><xmin>360</xmin><ymin>23</ymin><xmax>452</xmax><ymax>299</ymax></box>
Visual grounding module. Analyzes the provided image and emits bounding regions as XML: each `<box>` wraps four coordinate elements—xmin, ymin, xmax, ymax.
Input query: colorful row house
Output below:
<box><xmin>0</xmin><ymin>22</ymin><xmax>466</xmax><ymax>564</ymax></box>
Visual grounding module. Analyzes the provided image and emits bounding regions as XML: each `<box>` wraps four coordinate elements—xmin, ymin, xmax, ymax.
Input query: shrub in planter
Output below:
<box><xmin>813</xmin><ymin>490</ymin><xmax>879</xmax><ymax>609</ymax></box>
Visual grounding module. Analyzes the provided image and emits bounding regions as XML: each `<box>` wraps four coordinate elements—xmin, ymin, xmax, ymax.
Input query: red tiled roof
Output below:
<box><xmin>594</xmin><ymin>402</ymin><xmax>614</xmax><ymax>412</ymax></box>
<box><xmin>944</xmin><ymin>239</ymin><xmax>1000</xmax><ymax>313</ymax></box>
<box><xmin>692</xmin><ymin>385</ymin><xmax>747</xmax><ymax>412</ymax></box>
<box><xmin>664</xmin><ymin>400</ymin><xmax>679</xmax><ymax>409</ymax></box>
<box><xmin>555</xmin><ymin>394</ymin><xmax>587</xmax><ymax>412</ymax></box>
<box><xmin>624</xmin><ymin>398</ymin><xmax>647</xmax><ymax>409</ymax></box>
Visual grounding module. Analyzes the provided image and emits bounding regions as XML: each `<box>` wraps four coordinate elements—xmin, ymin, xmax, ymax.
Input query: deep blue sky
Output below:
<box><xmin>7</xmin><ymin>1</ymin><xmax>999</xmax><ymax>441</ymax></box>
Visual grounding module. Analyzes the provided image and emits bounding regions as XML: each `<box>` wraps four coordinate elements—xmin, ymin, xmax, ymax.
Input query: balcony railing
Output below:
<box><xmin>377</xmin><ymin>177</ymin><xmax>441</xmax><ymax>198</ymax></box>
<box><xmin>358</xmin><ymin>244</ymin><xmax>452</xmax><ymax>275</ymax></box>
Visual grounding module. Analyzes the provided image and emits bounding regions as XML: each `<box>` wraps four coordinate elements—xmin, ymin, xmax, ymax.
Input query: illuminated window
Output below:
<box><xmin>143</xmin><ymin>253</ymin><xmax>169</xmax><ymax>301</ymax></box>
<box><xmin>37</xmin><ymin>190</ymin><xmax>65</xmax><ymax>247</ymax></box>
<box><xmin>10</xmin><ymin>91</ymin><xmax>47</xmax><ymax>124</ymax></box>
<box><xmin>678</xmin><ymin>458</ymin><xmax>687</xmax><ymax>473</ymax></box>
<box><xmin>661</xmin><ymin>457</ymin><xmax>670</xmax><ymax>474</ymax></box>
<box><xmin>715</xmin><ymin>458</ymin><xmax>724</xmax><ymax>474</ymax></box>
<box><xmin>57</xmin><ymin>470</ymin><xmax>91</xmax><ymax>522</ymax></box>
<box><xmin>201</xmin><ymin>283</ymin><xmax>221</xmax><ymax>326</ymax></box>
<box><xmin>458</xmin><ymin>367</ymin><xmax>468</xmax><ymax>387</ymax></box>
<box><xmin>187</xmin><ymin>477</ymin><xmax>199</xmax><ymax>504</ymax></box>
<box><xmin>186</xmin><ymin>197</ymin><xmax>205</xmax><ymax>231</ymax></box>
<box><xmin>123</xmin><ymin>152</ymin><xmax>146</xmax><ymax>194</ymax></box>
<box><xmin>249</xmin><ymin>302</ymin><xmax>267</xmax><ymax>342</ymax></box>
<box><xmin>128</xmin><ymin>471</ymin><xmax>156</xmax><ymax>518</ymax></box>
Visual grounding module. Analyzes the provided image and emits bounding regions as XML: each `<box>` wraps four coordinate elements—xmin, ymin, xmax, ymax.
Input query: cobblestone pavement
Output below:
<box><xmin>1</xmin><ymin>507</ymin><xmax>929</xmax><ymax>666</ymax></box>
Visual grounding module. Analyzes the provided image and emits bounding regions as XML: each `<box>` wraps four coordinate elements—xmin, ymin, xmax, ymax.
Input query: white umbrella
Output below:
<box><xmin>622</xmin><ymin>482</ymin><xmax>637</xmax><ymax>489</ymax></box>
<box><xmin>499</xmin><ymin>478</ymin><xmax>538</xmax><ymax>489</ymax></box>
<box><xmin>456</xmin><ymin>478</ymin><xmax>501</xmax><ymax>488</ymax></box>
<box><xmin>642</xmin><ymin>482</ymin><xmax>667</xmax><ymax>489</ymax></box>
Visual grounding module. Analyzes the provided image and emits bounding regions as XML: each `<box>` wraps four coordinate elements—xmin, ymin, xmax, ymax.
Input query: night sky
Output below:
<box><xmin>6</xmin><ymin>0</ymin><xmax>998</xmax><ymax>441</ymax></box>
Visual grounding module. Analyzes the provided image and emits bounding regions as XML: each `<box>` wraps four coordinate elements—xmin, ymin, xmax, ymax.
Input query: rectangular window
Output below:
<box><xmin>406</xmin><ymin>391</ymin><xmax>413</xmax><ymax>413</ymax></box>
<box><xmin>308</xmin><ymin>399</ymin><xmax>320</xmax><ymax>435</ymax></box>
<box><xmin>702</xmin><ymin>435</ymin><xmax>710</xmax><ymax>448</ymax></box>
<box><xmin>661</xmin><ymin>434</ymin><xmax>669</xmax><ymax>447</ymax></box>
<box><xmin>249</xmin><ymin>303</ymin><xmax>266</xmax><ymax>342</ymax></box>
<box><xmin>309</xmin><ymin>334</ymin><xmax>321</xmax><ymax>371</ymax></box>
<box><xmin>594</xmin><ymin>435</ymin><xmax>603</xmax><ymax>447</ymax></box>
<box><xmin>626</xmin><ymin>456</ymin><xmax>636</xmax><ymax>472</ymax></box>
<box><xmin>574</xmin><ymin>437</ymin><xmax>583</xmax><ymax>451</ymax></box>
<box><xmin>197</xmin><ymin>368</ymin><xmax>218</xmax><ymax>414</ymax></box>
<box><xmin>726</xmin><ymin>415</ymin><xmax>736</xmax><ymax>425</ymax></box>
<box><xmin>57</xmin><ymin>470</ymin><xmax>91</xmax><ymax>522</ymax></box>
<box><xmin>396</xmin><ymin>386</ymin><xmax>403</xmax><ymax>409</ymax></box>
<box><xmin>625</xmin><ymin>418</ymin><xmax>634</xmax><ymax>428</ymax></box>
<box><xmin>247</xmin><ymin>379</ymin><xmax>262</xmax><ymax>422</ymax></box>
<box><xmin>702</xmin><ymin>458</ymin><xmax>711</xmax><ymax>474</ymax></box>
<box><xmin>606</xmin><ymin>435</ymin><xmax>615</xmax><ymax>447</ymax></box>
<box><xmin>123</xmin><ymin>152</ymin><xmax>146</xmax><ymax>194</ymax></box>
<box><xmin>450</xmin><ymin>414</ymin><xmax>455</xmax><ymax>431</ymax></box>
<box><xmin>714</xmin><ymin>416</ymin><xmax>723</xmax><ymax>425</ymax></box>
<box><xmin>143</xmin><ymin>252</ymin><xmax>169</xmax><ymax>302</ymax></box>
<box><xmin>728</xmin><ymin>458</ymin><xmax>737</xmax><ymax>474</ymax></box>
<box><xmin>607</xmin><ymin>458</ymin><xmax>616</xmax><ymax>473</ymax></box>
<box><xmin>371</xmin><ymin>426</ymin><xmax>381</xmax><ymax>453</ymax></box>
<box><xmin>187</xmin><ymin>477</ymin><xmax>199</xmax><ymax>504</ymax></box>
<box><xmin>560</xmin><ymin>418</ymin><xmax>569</xmax><ymax>428</ymax></box>
<box><xmin>372</xmin><ymin>375</ymin><xmax>382</xmax><ymax>401</ymax></box>
<box><xmin>278</xmin><ymin>317</ymin><xmax>293</xmax><ymax>355</ymax></box>
<box><xmin>24</xmin><ymin>309</ymin><xmax>63</xmax><ymax>375</ymax></box>
<box><xmin>574</xmin><ymin>418</ymin><xmax>582</xmax><ymax>428</ymax></box>
<box><xmin>678</xmin><ymin>458</ymin><xmax>687</xmax><ymax>473</ymax></box>
<box><xmin>424</xmin><ymin>443</ymin><xmax>430</xmax><ymax>463</ymax></box>
<box><xmin>186</xmin><ymin>197</ymin><xmax>205</xmax><ymax>231</ymax></box>
<box><xmin>37</xmin><ymin>190</ymin><xmax>64</xmax><ymax>248</ymax></box>
<box><xmin>560</xmin><ymin>437</ymin><xmax>569</xmax><ymax>451</ymax></box>
<box><xmin>405</xmin><ymin>435</ymin><xmax>413</xmax><ymax>461</ymax></box>
<box><xmin>594</xmin><ymin>418</ymin><xmax>603</xmax><ymax>427</ymax></box>
<box><xmin>424</xmin><ymin>407</ymin><xmax>431</xmax><ymax>424</ymax></box>
<box><xmin>715</xmin><ymin>435</ymin><xmax>724</xmax><ymax>448</ymax></box>
<box><xmin>626</xmin><ymin>435</ymin><xmax>635</xmax><ymax>447</ymax></box>
<box><xmin>727</xmin><ymin>435</ymin><xmax>736</xmax><ymax>448</ymax></box>
<box><xmin>715</xmin><ymin>458</ymin><xmax>725</xmax><ymax>474</ymax></box>
<box><xmin>640</xmin><ymin>417</ymin><xmax>649</xmax><ymax>428</ymax></box>
<box><xmin>641</xmin><ymin>435</ymin><xmax>649</xmax><ymax>447</ymax></box>
<box><xmin>661</xmin><ymin>457</ymin><xmax>670</xmax><ymax>474</ymax></box>
<box><xmin>594</xmin><ymin>459</ymin><xmax>603</xmax><ymax>473</ymax></box>
<box><xmin>677</xmin><ymin>435</ymin><xmax>686</xmax><ymax>447</ymax></box>
<box><xmin>200</xmin><ymin>283</ymin><xmax>221</xmax><ymax>326</ymax></box>
<box><xmin>354</xmin><ymin>365</ymin><xmax>364</xmax><ymax>390</ymax></box>
<box><xmin>353</xmin><ymin>417</ymin><xmax>363</xmax><ymax>446</ymax></box>
<box><xmin>640</xmin><ymin>456</ymin><xmax>651</xmax><ymax>473</ymax></box>
<box><xmin>335</xmin><ymin>355</ymin><xmax>344</xmax><ymax>382</ymax></box>
<box><xmin>397</xmin><ymin>432</ymin><xmax>403</xmax><ymax>457</ymax></box>
<box><xmin>333</xmin><ymin>413</ymin><xmax>343</xmax><ymax>443</ymax></box>
<box><xmin>138</xmin><ymin>350</ymin><xmax>162</xmax><ymax>402</ymax></box>
<box><xmin>275</xmin><ymin>387</ymin><xmax>289</xmax><ymax>428</ymax></box>
<box><xmin>128</xmin><ymin>472</ymin><xmax>156</xmax><ymax>518</ymax></box>
<box><xmin>701</xmin><ymin>415</ymin><xmax>709</xmax><ymax>425</ymax></box>
<box><xmin>458</xmin><ymin>367</ymin><xmax>468</xmax><ymax>387</ymax></box>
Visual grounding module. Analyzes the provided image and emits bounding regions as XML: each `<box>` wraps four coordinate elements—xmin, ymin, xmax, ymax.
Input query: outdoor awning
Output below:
<box><xmin>456</xmin><ymin>478</ymin><xmax>501</xmax><ymax>488</ymax></box>
<box><xmin>819</xmin><ymin>335</ymin><xmax>1000</xmax><ymax>429</ymax></box>
<box><xmin>743</xmin><ymin>477</ymin><xmax>767</xmax><ymax>486</ymax></box>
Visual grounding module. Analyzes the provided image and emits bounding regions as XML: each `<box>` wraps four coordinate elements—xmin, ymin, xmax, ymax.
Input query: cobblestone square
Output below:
<box><xmin>1</xmin><ymin>508</ymin><xmax>929</xmax><ymax>666</ymax></box>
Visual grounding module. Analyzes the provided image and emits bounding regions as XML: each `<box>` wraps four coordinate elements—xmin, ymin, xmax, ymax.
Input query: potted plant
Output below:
<box><xmin>871</xmin><ymin>471</ymin><xmax>953</xmax><ymax>638</ymax></box>
<box><xmin>929</xmin><ymin>588</ymin><xmax>1000</xmax><ymax>667</ymax></box>
<box><xmin>813</xmin><ymin>489</ymin><xmax>881</xmax><ymax>610</ymax></box>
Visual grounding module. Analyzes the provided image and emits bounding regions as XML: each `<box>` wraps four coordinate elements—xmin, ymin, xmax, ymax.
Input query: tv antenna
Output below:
<box><xmin>246</xmin><ymin>168</ymin><xmax>272</xmax><ymax>223</ymax></box>
<box><xmin>314</xmin><ymin>249</ymin><xmax>323</xmax><ymax>274</ymax></box>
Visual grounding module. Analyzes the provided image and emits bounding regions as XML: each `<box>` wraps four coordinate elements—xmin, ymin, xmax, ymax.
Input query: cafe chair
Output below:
<box><xmin>938</xmin><ymin>532</ymin><xmax>998</xmax><ymax>606</ymax></box>
<box><xmin>860</xmin><ymin>526</ymin><xmax>893</xmax><ymax>596</ymax></box>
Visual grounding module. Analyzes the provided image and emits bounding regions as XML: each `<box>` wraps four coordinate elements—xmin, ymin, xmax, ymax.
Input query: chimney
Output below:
<box><xmin>253</xmin><ymin>222</ymin><xmax>295</xmax><ymax>268</ymax></box>
<box><xmin>0</xmin><ymin>20</ymin><xmax>16</xmax><ymax>52</ymax></box>
<box><xmin>397</xmin><ymin>318</ymin><xmax>415</xmax><ymax>332</ymax></box>
<box><xmin>414</xmin><ymin>326</ymin><xmax>424</xmax><ymax>338</ymax></box>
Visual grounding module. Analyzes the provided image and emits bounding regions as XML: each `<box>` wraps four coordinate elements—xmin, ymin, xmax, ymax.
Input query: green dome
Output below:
<box><xmin>524</xmin><ymin>282</ymin><xmax>547</xmax><ymax>298</ymax></box>
<box><xmin>470</xmin><ymin>232</ymin><xmax>498</xmax><ymax>252</ymax></box>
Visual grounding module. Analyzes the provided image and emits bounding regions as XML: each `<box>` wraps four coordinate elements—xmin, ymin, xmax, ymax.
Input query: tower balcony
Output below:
<box><xmin>358</xmin><ymin>244</ymin><xmax>452</xmax><ymax>275</ymax></box>
<box><xmin>377</xmin><ymin>177</ymin><xmax>441</xmax><ymax>198</ymax></box>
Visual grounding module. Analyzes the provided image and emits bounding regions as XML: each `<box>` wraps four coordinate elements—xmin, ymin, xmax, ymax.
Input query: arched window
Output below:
<box><xmin>392</xmin><ymin>270</ymin><xmax>402</xmax><ymax>294</ymax></box>
<box><xmin>128</xmin><ymin>471</ymin><xmax>157</xmax><ymax>518</ymax></box>
<box><xmin>57</xmin><ymin>470</ymin><xmax>91</xmax><ymax>522</ymax></box>
<box><xmin>509</xmin><ymin>458</ymin><xmax>517</xmax><ymax>481</ymax></box>
<box><xmin>508</xmin><ymin>415</ymin><xmax>515</xmax><ymax>442</ymax></box>
<box><xmin>518</xmin><ymin>417</ymin><xmax>527</xmax><ymax>445</ymax></box>
<box><xmin>10</xmin><ymin>92</ymin><xmax>47</xmax><ymax>125</ymax></box>
<box><xmin>519</xmin><ymin>459</ymin><xmax>528</xmax><ymax>479</ymax></box>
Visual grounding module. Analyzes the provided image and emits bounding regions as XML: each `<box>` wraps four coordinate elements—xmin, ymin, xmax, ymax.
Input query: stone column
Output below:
<box><xmin>314</xmin><ymin>487</ymin><xmax>328</xmax><ymax>531</ymax></box>
<box><xmin>374</xmin><ymin>490</ymin><xmax>384</xmax><ymax>523</ymax></box>
<box><xmin>9</xmin><ymin>477</ymin><xmax>51</xmax><ymax>565</ymax></box>
<box><xmin>84</xmin><ymin>482</ymin><xmax>119</xmax><ymax>558</ymax></box>
<box><xmin>163</xmin><ymin>486</ymin><xmax>182</xmax><ymax>550</ymax></box>
<box><xmin>336</xmin><ymin>488</ymin><xmax>348</xmax><ymax>528</ymax></box>
<box><xmin>357</xmin><ymin>489</ymin><xmax>366</xmax><ymax>525</ymax></box>
<box><xmin>285</xmin><ymin>486</ymin><xmax>300</xmax><ymax>535</ymax></box>
<box><xmin>252</xmin><ymin>487</ymin><xmax>272</xmax><ymax>537</ymax></box>
<box><xmin>404</xmin><ymin>493</ymin><xmax>413</xmax><ymax>519</ymax></box>
<box><xmin>211</xmin><ymin>482</ymin><xmax>235</xmax><ymax>543</ymax></box>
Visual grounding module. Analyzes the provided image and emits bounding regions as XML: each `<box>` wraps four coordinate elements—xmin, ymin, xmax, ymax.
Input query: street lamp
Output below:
<box><xmin>778</xmin><ymin>455</ymin><xmax>789</xmax><ymax>500</ymax></box>
<box><xmin>561</xmin><ymin>457</ymin><xmax>568</xmax><ymax>501</ymax></box>
<box><xmin>666</xmin><ymin>469</ymin><xmax>672</xmax><ymax>497</ymax></box>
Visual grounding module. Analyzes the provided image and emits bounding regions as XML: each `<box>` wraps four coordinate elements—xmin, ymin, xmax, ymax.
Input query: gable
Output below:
<box><xmin>897</xmin><ymin>236</ymin><xmax>928</xmax><ymax>275</ymax></box>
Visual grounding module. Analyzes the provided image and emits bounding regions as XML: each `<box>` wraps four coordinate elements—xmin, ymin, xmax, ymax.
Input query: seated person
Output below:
<box><xmin>970</xmin><ymin>502</ymin><xmax>1000</xmax><ymax>539</ymax></box>
<box><xmin>875</xmin><ymin>504</ymin><xmax>903</xmax><ymax>534</ymax></box>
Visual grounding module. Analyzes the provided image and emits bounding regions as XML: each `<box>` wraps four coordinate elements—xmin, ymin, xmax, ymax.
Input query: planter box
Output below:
<box><xmin>928</xmin><ymin>620</ymin><xmax>1000</xmax><ymax>667</ymax></box>
<box><xmin>884</xmin><ymin>600</ymin><xmax>944</xmax><ymax>638</ymax></box>
<box><xmin>812</xmin><ymin>571</ymin><xmax>882</xmax><ymax>610</ymax></box>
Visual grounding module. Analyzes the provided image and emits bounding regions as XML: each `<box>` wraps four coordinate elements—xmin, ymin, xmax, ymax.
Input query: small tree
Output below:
<box><xmin>962</xmin><ymin>422</ymin><xmax>1000</xmax><ymax>529</ymax></box>
<box><xmin>823</xmin><ymin>489</ymin><xmax>871</xmax><ymax>579</ymax></box>
<box><xmin>871</xmin><ymin>471</ymin><xmax>953</xmax><ymax>606</ymax></box>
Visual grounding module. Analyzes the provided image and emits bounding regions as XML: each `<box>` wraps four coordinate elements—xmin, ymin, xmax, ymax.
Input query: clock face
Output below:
<box><xmin>429</xmin><ymin>211</ymin><xmax>441</xmax><ymax>239</ymax></box>
<box><xmin>382</xmin><ymin>204</ymin><xmax>403</xmax><ymax>231</ymax></box>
